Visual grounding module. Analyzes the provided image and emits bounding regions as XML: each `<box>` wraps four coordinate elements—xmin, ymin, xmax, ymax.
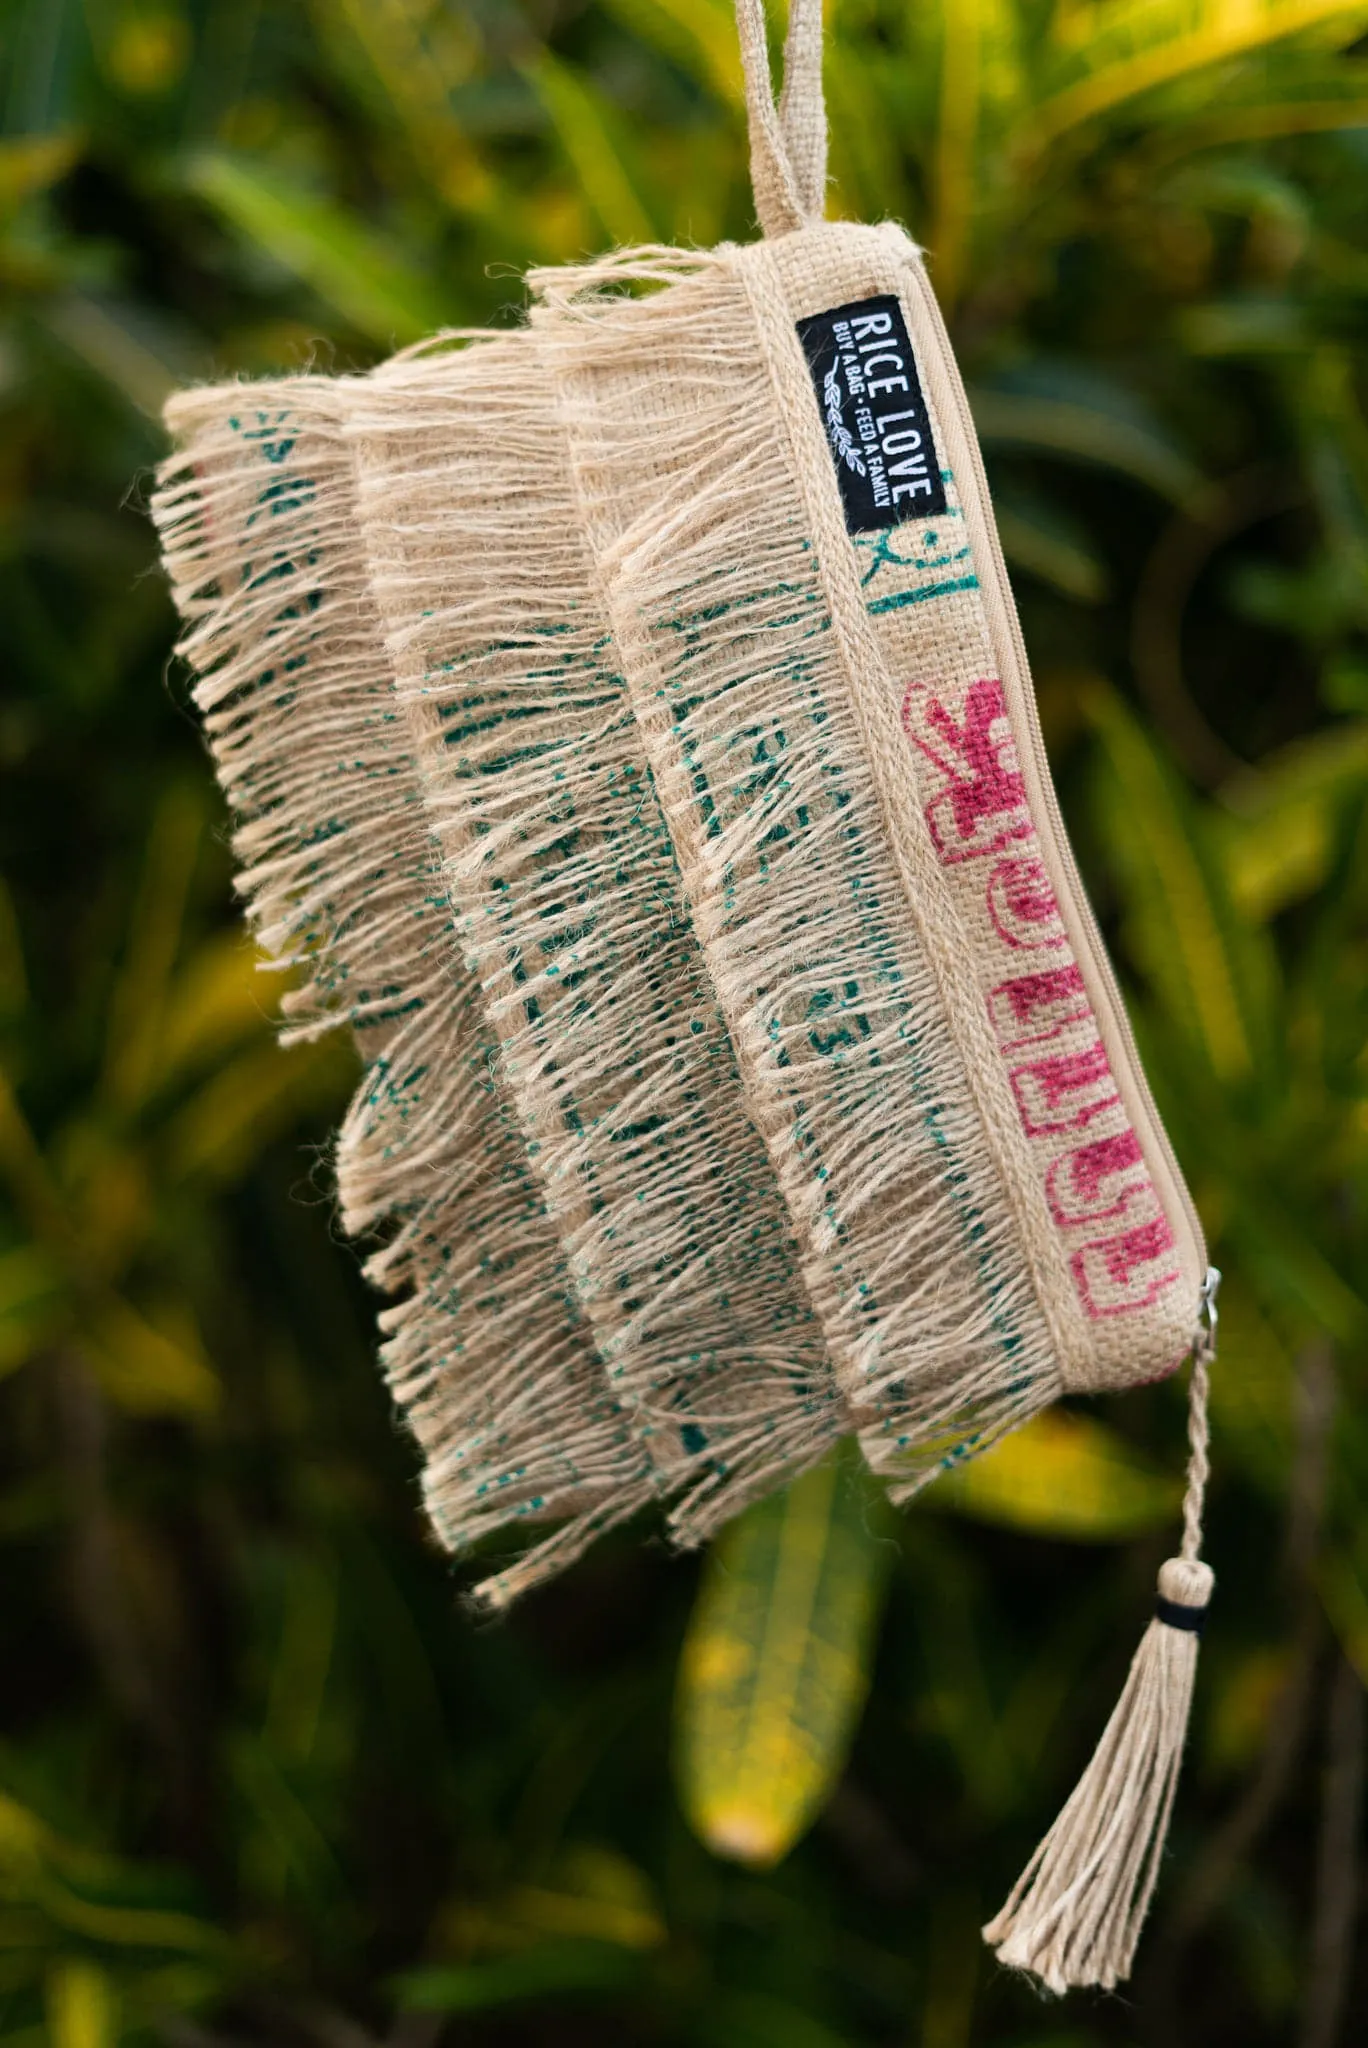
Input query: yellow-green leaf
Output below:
<box><xmin>524</xmin><ymin>55</ymin><xmax>656</xmax><ymax>249</ymax></box>
<box><xmin>931</xmin><ymin>1408</ymin><xmax>1178</xmax><ymax>1540</ymax></box>
<box><xmin>1217</xmin><ymin>721</ymin><xmax>1368</xmax><ymax>920</ymax></box>
<box><xmin>164</xmin><ymin>1035</ymin><xmax>353</xmax><ymax>1186</ymax></box>
<box><xmin>0</xmin><ymin>1792</ymin><xmax>223</xmax><ymax>1958</ymax></box>
<box><xmin>0</xmin><ymin>1245</ymin><xmax>68</xmax><ymax>1375</ymax></box>
<box><xmin>601</xmin><ymin>0</ymin><xmax>742</xmax><ymax>103</ymax></box>
<box><xmin>81</xmin><ymin>1295</ymin><xmax>220</xmax><ymax>1419</ymax></box>
<box><xmin>474</xmin><ymin>1845</ymin><xmax>666</xmax><ymax>1953</ymax></box>
<box><xmin>0</xmin><ymin>1790</ymin><xmax>49</xmax><ymax>1873</ymax></box>
<box><xmin>675</xmin><ymin>1453</ymin><xmax>888</xmax><ymax>1869</ymax></box>
<box><xmin>157</xmin><ymin>933</ymin><xmax>275</xmax><ymax>1086</ymax></box>
<box><xmin>1031</xmin><ymin>0</ymin><xmax>1368</xmax><ymax>150</ymax></box>
<box><xmin>184</xmin><ymin>154</ymin><xmax>449</xmax><ymax>347</ymax></box>
<box><xmin>46</xmin><ymin>1959</ymin><xmax>117</xmax><ymax>2048</ymax></box>
<box><xmin>1085</xmin><ymin>681</ymin><xmax>1275</xmax><ymax>1086</ymax></box>
<box><xmin>0</xmin><ymin>132</ymin><xmax>82</xmax><ymax>214</ymax></box>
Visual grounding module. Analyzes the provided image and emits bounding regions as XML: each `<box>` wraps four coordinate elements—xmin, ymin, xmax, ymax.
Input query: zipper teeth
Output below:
<box><xmin>905</xmin><ymin>255</ymin><xmax>1206</xmax><ymax>1272</ymax></box>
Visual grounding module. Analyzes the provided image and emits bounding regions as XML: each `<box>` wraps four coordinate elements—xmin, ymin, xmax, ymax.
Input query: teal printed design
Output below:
<box><xmin>427</xmin><ymin>611</ymin><xmax>832</xmax><ymax>1479</ymax></box>
<box><xmin>867</xmin><ymin>575</ymin><xmax>980</xmax><ymax>616</ymax></box>
<box><xmin>851</xmin><ymin>486</ymin><xmax>979</xmax><ymax>616</ymax></box>
<box><xmin>220</xmin><ymin>405</ymin><xmax>611</xmax><ymax>1518</ymax></box>
<box><xmin>851</xmin><ymin>469</ymin><xmax>1031</xmax><ymax>1437</ymax></box>
<box><xmin>655</xmin><ymin>548</ymin><xmax>1028</xmax><ymax>1392</ymax></box>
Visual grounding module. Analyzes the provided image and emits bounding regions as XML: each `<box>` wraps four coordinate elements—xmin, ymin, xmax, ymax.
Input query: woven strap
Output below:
<box><xmin>737</xmin><ymin>0</ymin><xmax>828</xmax><ymax>237</ymax></box>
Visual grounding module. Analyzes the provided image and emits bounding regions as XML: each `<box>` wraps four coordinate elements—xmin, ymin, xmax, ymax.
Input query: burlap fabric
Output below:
<box><xmin>153</xmin><ymin>2</ymin><xmax>1205</xmax><ymax>1605</ymax></box>
<box><xmin>346</xmin><ymin>335</ymin><xmax>846</xmax><ymax>1551</ymax></box>
<box><xmin>154</xmin><ymin>379</ymin><xmax>656</xmax><ymax>1606</ymax></box>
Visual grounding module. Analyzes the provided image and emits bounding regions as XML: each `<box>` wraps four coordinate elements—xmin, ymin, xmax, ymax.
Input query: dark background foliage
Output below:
<box><xmin>3</xmin><ymin>3</ymin><xmax>1368</xmax><ymax>2044</ymax></box>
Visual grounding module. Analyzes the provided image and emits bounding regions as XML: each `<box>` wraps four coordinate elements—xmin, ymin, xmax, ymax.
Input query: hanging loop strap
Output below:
<box><xmin>778</xmin><ymin>0</ymin><xmax>828</xmax><ymax>220</ymax></box>
<box><xmin>736</xmin><ymin>0</ymin><xmax>828</xmax><ymax>239</ymax></box>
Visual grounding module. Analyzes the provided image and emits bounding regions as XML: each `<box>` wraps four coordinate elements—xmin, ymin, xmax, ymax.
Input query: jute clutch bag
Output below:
<box><xmin>154</xmin><ymin>0</ymin><xmax>1220</xmax><ymax>1996</ymax></box>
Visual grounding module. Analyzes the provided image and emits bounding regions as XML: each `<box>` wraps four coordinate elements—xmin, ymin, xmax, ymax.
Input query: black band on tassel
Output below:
<box><xmin>1155</xmin><ymin>1595</ymin><xmax>1208</xmax><ymax>1635</ymax></box>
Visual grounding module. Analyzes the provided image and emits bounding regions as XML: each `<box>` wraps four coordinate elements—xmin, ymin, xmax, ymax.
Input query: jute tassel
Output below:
<box><xmin>983</xmin><ymin>1268</ymin><xmax>1221</xmax><ymax>1994</ymax></box>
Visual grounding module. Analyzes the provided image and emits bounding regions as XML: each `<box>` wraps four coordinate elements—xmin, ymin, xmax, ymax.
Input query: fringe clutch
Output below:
<box><xmin>152</xmin><ymin>0</ymin><xmax>1220</xmax><ymax>1994</ymax></box>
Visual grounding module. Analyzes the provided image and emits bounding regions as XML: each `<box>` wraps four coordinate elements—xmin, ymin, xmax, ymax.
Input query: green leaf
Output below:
<box><xmin>601</xmin><ymin>0</ymin><xmax>743</xmax><ymax>103</ymax></box>
<box><xmin>970</xmin><ymin>385</ymin><xmax>1201</xmax><ymax>501</ymax></box>
<box><xmin>1141</xmin><ymin>83</ymin><xmax>1368</xmax><ymax>164</ymax></box>
<box><xmin>1216</xmin><ymin>722</ymin><xmax>1368</xmax><ymax>920</ymax></box>
<box><xmin>396</xmin><ymin>1940</ymin><xmax>642</xmax><ymax>2013</ymax></box>
<box><xmin>0</xmin><ymin>1246</ymin><xmax>67</xmax><ymax>1376</ymax></box>
<box><xmin>993</xmin><ymin>487</ymin><xmax>1109</xmax><ymax>603</ymax></box>
<box><xmin>1178</xmin><ymin>296</ymin><xmax>1309</xmax><ymax>357</ymax></box>
<box><xmin>826</xmin><ymin>43</ymin><xmax>911</xmax><ymax>227</ymax></box>
<box><xmin>1085</xmin><ymin>681</ymin><xmax>1278</xmax><ymax>1087</ymax></box>
<box><xmin>1321</xmin><ymin>1546</ymin><xmax>1368</xmax><ymax>1688</ymax></box>
<box><xmin>163</xmin><ymin>1035</ymin><xmax>353</xmax><ymax>1185</ymax></box>
<box><xmin>0</xmin><ymin>879</ymin><xmax>26</xmax><ymax>1020</ymax></box>
<box><xmin>183</xmin><ymin>154</ymin><xmax>448</xmax><ymax>347</ymax></box>
<box><xmin>1029</xmin><ymin>0</ymin><xmax>1368</xmax><ymax>150</ymax></box>
<box><xmin>931</xmin><ymin>1409</ymin><xmax>1178</xmax><ymax>1541</ymax></box>
<box><xmin>0</xmin><ymin>132</ymin><xmax>83</xmax><ymax>215</ymax></box>
<box><xmin>709</xmin><ymin>1988</ymin><xmax>858</xmax><ymax>2048</ymax></box>
<box><xmin>307</xmin><ymin>0</ymin><xmax>491</xmax><ymax>215</ymax></box>
<box><xmin>229</xmin><ymin>1731</ymin><xmax>345</xmax><ymax>1908</ymax></box>
<box><xmin>523</xmin><ymin>56</ymin><xmax>656</xmax><ymax>248</ymax></box>
<box><xmin>81</xmin><ymin>1295</ymin><xmax>220</xmax><ymax>1419</ymax></box>
<box><xmin>1202</xmin><ymin>1273</ymin><xmax>1294</xmax><ymax>1494</ymax></box>
<box><xmin>102</xmin><ymin>785</ymin><xmax>204</xmax><ymax>1115</ymax></box>
<box><xmin>1227</xmin><ymin>1197</ymin><xmax>1368</xmax><ymax>1343</ymax></box>
<box><xmin>674</xmin><ymin>1452</ymin><xmax>889</xmax><ymax>1869</ymax></box>
<box><xmin>46</xmin><ymin>1960</ymin><xmax>116</xmax><ymax>2048</ymax></box>
<box><xmin>41</xmin><ymin>295</ymin><xmax>182</xmax><ymax>421</ymax></box>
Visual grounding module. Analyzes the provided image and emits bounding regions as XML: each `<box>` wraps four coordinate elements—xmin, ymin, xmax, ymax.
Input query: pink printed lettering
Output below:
<box><xmin>901</xmin><ymin>677</ymin><xmax>1032</xmax><ymax>864</ymax></box>
<box><xmin>987</xmin><ymin>966</ymin><xmax>1089</xmax><ymax>1050</ymax></box>
<box><xmin>1046</xmin><ymin>1130</ymin><xmax>1150</xmax><ymax>1227</ymax></box>
<box><xmin>987</xmin><ymin>856</ymin><xmax>1067</xmax><ymax>951</ymax></box>
<box><xmin>894</xmin><ymin>670</ymin><xmax>1183</xmax><ymax>1335</ymax></box>
<box><xmin>1072</xmin><ymin>1217</ymin><xmax>1181</xmax><ymax>1319</ymax></box>
<box><xmin>1010</xmin><ymin>1041</ymin><xmax>1119</xmax><ymax>1136</ymax></box>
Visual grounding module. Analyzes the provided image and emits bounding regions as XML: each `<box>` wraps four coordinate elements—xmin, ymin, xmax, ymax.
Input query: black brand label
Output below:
<box><xmin>797</xmin><ymin>293</ymin><xmax>946</xmax><ymax>532</ymax></box>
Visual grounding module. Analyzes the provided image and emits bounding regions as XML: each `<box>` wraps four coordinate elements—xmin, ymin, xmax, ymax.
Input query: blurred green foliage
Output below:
<box><xmin>4</xmin><ymin>1</ymin><xmax>1368</xmax><ymax>2042</ymax></box>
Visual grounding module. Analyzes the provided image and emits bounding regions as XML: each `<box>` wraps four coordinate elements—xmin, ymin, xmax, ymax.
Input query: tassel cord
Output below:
<box><xmin>1180</xmin><ymin>1269</ymin><xmax>1218</xmax><ymax>1565</ymax></box>
<box><xmin>983</xmin><ymin>1269</ymin><xmax>1222</xmax><ymax>1994</ymax></box>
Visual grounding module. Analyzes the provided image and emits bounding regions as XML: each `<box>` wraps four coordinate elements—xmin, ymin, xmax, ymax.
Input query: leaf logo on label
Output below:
<box><xmin>798</xmin><ymin>293</ymin><xmax>947</xmax><ymax>533</ymax></box>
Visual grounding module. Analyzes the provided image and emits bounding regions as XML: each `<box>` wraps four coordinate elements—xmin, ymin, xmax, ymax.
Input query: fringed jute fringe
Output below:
<box><xmin>346</xmin><ymin>336</ymin><xmax>847</xmax><ymax>1551</ymax></box>
<box><xmin>154</xmin><ymin>378</ymin><xmax>654</xmax><ymax>1606</ymax></box>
